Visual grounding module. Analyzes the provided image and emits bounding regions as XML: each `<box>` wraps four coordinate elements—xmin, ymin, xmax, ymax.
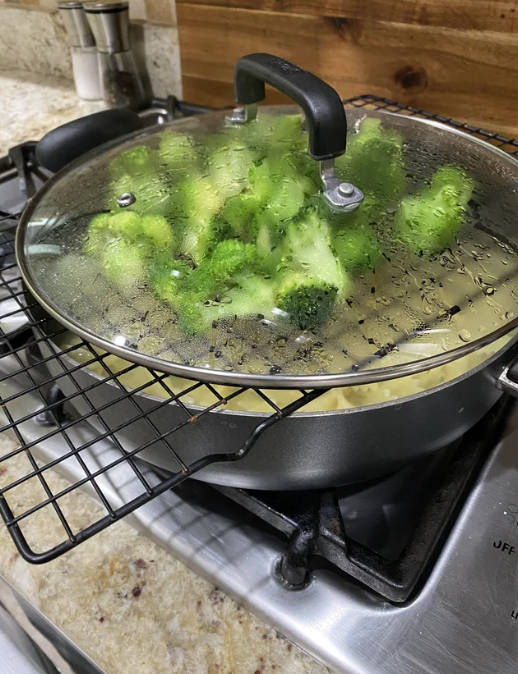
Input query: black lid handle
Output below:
<box><xmin>230</xmin><ymin>53</ymin><xmax>363</xmax><ymax>213</ymax></box>
<box><xmin>233</xmin><ymin>53</ymin><xmax>346</xmax><ymax>161</ymax></box>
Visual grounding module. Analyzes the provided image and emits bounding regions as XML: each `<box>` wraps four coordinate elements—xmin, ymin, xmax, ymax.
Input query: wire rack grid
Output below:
<box><xmin>1</xmin><ymin>94</ymin><xmax>517</xmax><ymax>565</ymax></box>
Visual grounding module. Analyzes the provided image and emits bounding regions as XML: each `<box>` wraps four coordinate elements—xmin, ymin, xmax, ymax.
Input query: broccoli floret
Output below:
<box><xmin>104</xmin><ymin>211</ymin><xmax>142</xmax><ymax>239</ymax></box>
<box><xmin>245</xmin><ymin>157</ymin><xmax>308</xmax><ymax>242</ymax></box>
<box><xmin>140</xmin><ymin>215</ymin><xmax>174</xmax><ymax>251</ymax></box>
<box><xmin>151</xmin><ymin>241</ymin><xmax>257</xmax><ymax>335</ymax></box>
<box><xmin>108</xmin><ymin>145</ymin><xmax>179</xmax><ymax>218</ymax></box>
<box><xmin>216</xmin><ymin>192</ymin><xmax>257</xmax><ymax>238</ymax></box>
<box><xmin>270</xmin><ymin>114</ymin><xmax>306</xmax><ymax>150</ymax></box>
<box><xmin>108</xmin><ymin>175</ymin><xmax>175</xmax><ymax>218</ymax></box>
<box><xmin>209</xmin><ymin>137</ymin><xmax>257</xmax><ymax>200</ymax></box>
<box><xmin>256</xmin><ymin>219</ymin><xmax>274</xmax><ymax>258</ymax></box>
<box><xmin>86</xmin><ymin>212</ymin><xmax>175</xmax><ymax>256</ymax></box>
<box><xmin>89</xmin><ymin>212</ymin><xmax>112</xmax><ymax>230</ymax></box>
<box><xmin>110</xmin><ymin>145</ymin><xmax>158</xmax><ymax>177</ymax></box>
<box><xmin>179</xmin><ymin>174</ymin><xmax>227</xmax><ymax>263</ymax></box>
<box><xmin>270</xmin><ymin>209</ymin><xmax>350</xmax><ymax>329</ymax></box>
<box><xmin>158</xmin><ymin>131</ymin><xmax>198</xmax><ymax>173</ymax></box>
<box><xmin>248</xmin><ymin>158</ymin><xmax>280</xmax><ymax>205</ymax></box>
<box><xmin>101</xmin><ymin>238</ymin><xmax>146</xmax><ymax>293</ymax></box>
<box><xmin>396</xmin><ymin>164</ymin><xmax>474</xmax><ymax>255</ymax></box>
<box><xmin>183</xmin><ymin>239</ymin><xmax>257</xmax><ymax>302</ymax></box>
<box><xmin>213</xmin><ymin>275</ymin><xmax>277</xmax><ymax>321</ymax></box>
<box><xmin>336</xmin><ymin>117</ymin><xmax>405</xmax><ymax>202</ymax></box>
<box><xmin>277</xmin><ymin>210</ymin><xmax>349</xmax><ymax>295</ymax></box>
<box><xmin>276</xmin><ymin>274</ymin><xmax>338</xmax><ymax>330</ymax></box>
<box><xmin>84</xmin><ymin>213</ymin><xmax>117</xmax><ymax>257</ymax></box>
<box><xmin>267</xmin><ymin>176</ymin><xmax>306</xmax><ymax>222</ymax></box>
<box><xmin>428</xmin><ymin>165</ymin><xmax>474</xmax><ymax>202</ymax></box>
<box><xmin>147</xmin><ymin>252</ymin><xmax>192</xmax><ymax>304</ymax></box>
<box><xmin>178</xmin><ymin>275</ymin><xmax>278</xmax><ymax>336</ymax></box>
<box><xmin>175</xmin><ymin>297</ymin><xmax>209</xmax><ymax>336</ymax></box>
<box><xmin>232</xmin><ymin>112</ymin><xmax>303</xmax><ymax>156</ymax></box>
<box><xmin>333</xmin><ymin>217</ymin><xmax>382</xmax><ymax>273</ymax></box>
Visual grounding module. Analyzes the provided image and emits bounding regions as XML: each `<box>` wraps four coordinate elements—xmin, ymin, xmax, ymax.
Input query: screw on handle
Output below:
<box><xmin>233</xmin><ymin>53</ymin><xmax>346</xmax><ymax>161</ymax></box>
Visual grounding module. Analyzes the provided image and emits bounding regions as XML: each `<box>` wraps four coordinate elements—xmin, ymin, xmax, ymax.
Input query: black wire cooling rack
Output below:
<box><xmin>1</xmin><ymin>94</ymin><xmax>518</xmax><ymax>565</ymax></box>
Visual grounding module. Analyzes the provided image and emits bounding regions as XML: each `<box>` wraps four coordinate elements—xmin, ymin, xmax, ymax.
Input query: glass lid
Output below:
<box><xmin>17</xmin><ymin>60</ymin><xmax>518</xmax><ymax>388</ymax></box>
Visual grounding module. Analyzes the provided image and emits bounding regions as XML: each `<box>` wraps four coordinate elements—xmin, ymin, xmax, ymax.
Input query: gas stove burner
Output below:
<box><xmin>213</xmin><ymin>396</ymin><xmax>512</xmax><ymax>601</ymax></box>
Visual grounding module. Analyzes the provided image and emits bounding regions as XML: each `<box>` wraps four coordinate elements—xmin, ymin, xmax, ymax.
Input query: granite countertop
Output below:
<box><xmin>0</xmin><ymin>72</ymin><xmax>329</xmax><ymax>674</ymax></box>
<box><xmin>0</xmin><ymin>70</ymin><xmax>106</xmax><ymax>157</ymax></box>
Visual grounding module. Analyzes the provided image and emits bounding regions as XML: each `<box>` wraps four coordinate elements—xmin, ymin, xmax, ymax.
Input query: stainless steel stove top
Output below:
<box><xmin>1</xmin><ymin>356</ymin><xmax>517</xmax><ymax>674</ymax></box>
<box><xmin>2</xmin><ymin>99</ymin><xmax>518</xmax><ymax>674</ymax></box>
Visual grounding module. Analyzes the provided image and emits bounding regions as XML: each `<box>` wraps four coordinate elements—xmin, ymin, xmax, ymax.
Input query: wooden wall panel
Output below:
<box><xmin>177</xmin><ymin>2</ymin><xmax>518</xmax><ymax>136</ymax></box>
<box><xmin>178</xmin><ymin>0</ymin><xmax>518</xmax><ymax>34</ymax></box>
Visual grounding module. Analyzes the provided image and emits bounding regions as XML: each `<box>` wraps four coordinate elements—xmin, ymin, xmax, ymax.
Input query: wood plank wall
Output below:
<box><xmin>176</xmin><ymin>0</ymin><xmax>518</xmax><ymax>137</ymax></box>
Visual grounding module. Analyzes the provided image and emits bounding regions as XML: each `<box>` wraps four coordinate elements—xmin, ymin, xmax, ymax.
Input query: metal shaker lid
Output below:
<box><xmin>83</xmin><ymin>1</ymin><xmax>130</xmax><ymax>53</ymax></box>
<box><xmin>57</xmin><ymin>1</ymin><xmax>96</xmax><ymax>48</ymax></box>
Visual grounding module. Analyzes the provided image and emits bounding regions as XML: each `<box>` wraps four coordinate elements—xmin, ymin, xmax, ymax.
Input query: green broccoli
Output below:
<box><xmin>329</xmin><ymin>193</ymin><xmax>383</xmax><ymax>273</ymax></box>
<box><xmin>147</xmin><ymin>252</ymin><xmax>192</xmax><ymax>304</ymax></box>
<box><xmin>267</xmin><ymin>176</ymin><xmax>306</xmax><ymax>222</ymax></box>
<box><xmin>108</xmin><ymin>144</ymin><xmax>179</xmax><ymax>219</ymax></box>
<box><xmin>101</xmin><ymin>238</ymin><xmax>146</xmax><ymax>293</ymax></box>
<box><xmin>396</xmin><ymin>164</ymin><xmax>474</xmax><ymax>255</ymax></box>
<box><xmin>270</xmin><ymin>209</ymin><xmax>351</xmax><ymax>330</ymax></box>
<box><xmin>103</xmin><ymin>211</ymin><xmax>143</xmax><ymax>239</ymax></box>
<box><xmin>86</xmin><ymin>212</ymin><xmax>175</xmax><ymax>255</ymax></box>
<box><xmin>178</xmin><ymin>275</ymin><xmax>278</xmax><ymax>336</ymax></box>
<box><xmin>336</xmin><ymin>117</ymin><xmax>405</xmax><ymax>202</ymax></box>
<box><xmin>150</xmin><ymin>240</ymin><xmax>257</xmax><ymax>336</ymax></box>
<box><xmin>216</xmin><ymin>192</ymin><xmax>258</xmax><ymax>239</ymax></box>
<box><xmin>183</xmin><ymin>239</ymin><xmax>256</xmax><ymax>302</ymax></box>
<box><xmin>110</xmin><ymin>145</ymin><xmax>158</xmax><ymax>177</ymax></box>
<box><xmin>209</xmin><ymin>137</ymin><xmax>257</xmax><ymax>200</ymax></box>
<box><xmin>277</xmin><ymin>210</ymin><xmax>349</xmax><ymax>294</ymax></box>
<box><xmin>140</xmin><ymin>215</ymin><xmax>174</xmax><ymax>251</ymax></box>
<box><xmin>158</xmin><ymin>131</ymin><xmax>198</xmax><ymax>173</ymax></box>
<box><xmin>231</xmin><ymin>112</ymin><xmax>303</xmax><ymax>156</ymax></box>
<box><xmin>269</xmin><ymin>114</ymin><xmax>306</xmax><ymax>150</ymax></box>
<box><xmin>276</xmin><ymin>274</ymin><xmax>338</xmax><ymax>330</ymax></box>
<box><xmin>84</xmin><ymin>213</ymin><xmax>117</xmax><ymax>258</ymax></box>
<box><xmin>210</xmin><ymin>275</ymin><xmax>277</xmax><ymax>322</ymax></box>
<box><xmin>333</xmin><ymin>225</ymin><xmax>382</xmax><ymax>274</ymax></box>
<box><xmin>179</xmin><ymin>174</ymin><xmax>227</xmax><ymax>263</ymax></box>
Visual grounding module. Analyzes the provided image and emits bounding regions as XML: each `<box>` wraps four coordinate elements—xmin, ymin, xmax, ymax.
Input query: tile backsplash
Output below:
<box><xmin>0</xmin><ymin>0</ymin><xmax>182</xmax><ymax>99</ymax></box>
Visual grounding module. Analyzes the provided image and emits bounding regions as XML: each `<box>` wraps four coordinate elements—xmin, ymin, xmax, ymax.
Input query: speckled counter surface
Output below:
<box><xmin>0</xmin><ymin>73</ymin><xmax>329</xmax><ymax>674</ymax></box>
<box><xmin>0</xmin><ymin>436</ymin><xmax>330</xmax><ymax>674</ymax></box>
<box><xmin>0</xmin><ymin>70</ymin><xmax>106</xmax><ymax>157</ymax></box>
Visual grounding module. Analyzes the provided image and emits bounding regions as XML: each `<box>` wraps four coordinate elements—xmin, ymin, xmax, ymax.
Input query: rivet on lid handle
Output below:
<box><xmin>227</xmin><ymin>53</ymin><xmax>364</xmax><ymax>213</ymax></box>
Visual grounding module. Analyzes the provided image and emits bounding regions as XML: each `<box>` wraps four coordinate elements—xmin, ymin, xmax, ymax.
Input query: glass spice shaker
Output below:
<box><xmin>83</xmin><ymin>1</ymin><xmax>146</xmax><ymax>109</ymax></box>
<box><xmin>57</xmin><ymin>1</ymin><xmax>102</xmax><ymax>101</ymax></box>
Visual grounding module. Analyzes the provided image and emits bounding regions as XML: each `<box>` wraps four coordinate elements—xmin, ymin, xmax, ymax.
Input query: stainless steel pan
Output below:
<box><xmin>17</xmin><ymin>53</ymin><xmax>518</xmax><ymax>489</ymax></box>
<box><xmin>31</xmin><ymin>314</ymin><xmax>518</xmax><ymax>490</ymax></box>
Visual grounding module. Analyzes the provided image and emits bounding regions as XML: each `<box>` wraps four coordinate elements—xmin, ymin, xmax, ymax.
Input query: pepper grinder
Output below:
<box><xmin>84</xmin><ymin>1</ymin><xmax>146</xmax><ymax>109</ymax></box>
<box><xmin>57</xmin><ymin>1</ymin><xmax>102</xmax><ymax>101</ymax></box>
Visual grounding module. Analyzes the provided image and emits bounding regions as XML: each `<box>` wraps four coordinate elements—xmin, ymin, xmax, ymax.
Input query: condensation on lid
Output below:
<box><xmin>18</xmin><ymin>106</ymin><xmax>518</xmax><ymax>384</ymax></box>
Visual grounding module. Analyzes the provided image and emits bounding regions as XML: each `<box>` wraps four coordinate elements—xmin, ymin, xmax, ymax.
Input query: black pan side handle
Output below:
<box><xmin>35</xmin><ymin>108</ymin><xmax>144</xmax><ymax>173</ymax></box>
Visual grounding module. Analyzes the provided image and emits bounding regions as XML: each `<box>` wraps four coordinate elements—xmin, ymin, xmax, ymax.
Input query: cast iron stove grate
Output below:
<box><xmin>212</xmin><ymin>394</ymin><xmax>512</xmax><ymax>601</ymax></box>
<box><xmin>0</xmin><ymin>95</ymin><xmax>516</xmax><ymax>601</ymax></box>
